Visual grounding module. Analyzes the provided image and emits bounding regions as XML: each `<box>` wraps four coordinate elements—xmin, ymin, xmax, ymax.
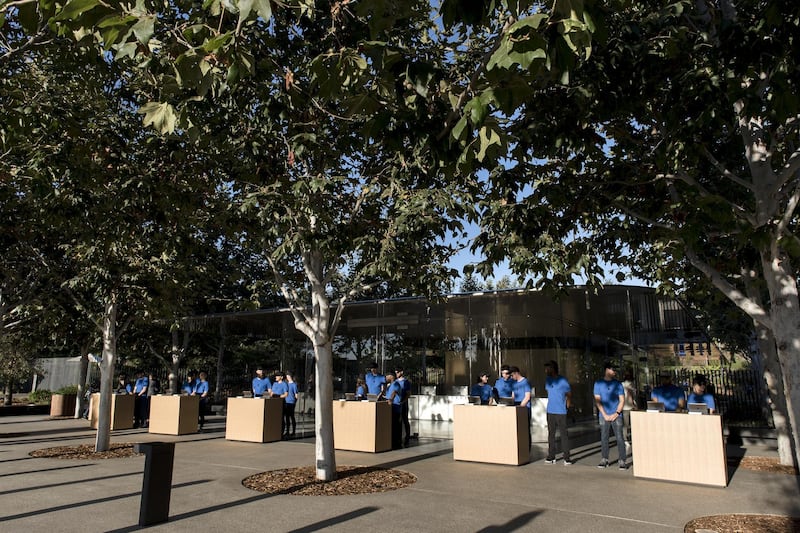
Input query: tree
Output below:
<box><xmin>6</xmin><ymin>0</ymin><xmax>598</xmax><ymax>478</ymax></box>
<box><xmin>470</xmin><ymin>1</ymin><xmax>800</xmax><ymax>468</ymax></box>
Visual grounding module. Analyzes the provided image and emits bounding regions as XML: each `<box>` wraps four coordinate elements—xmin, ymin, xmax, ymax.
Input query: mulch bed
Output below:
<box><xmin>728</xmin><ymin>455</ymin><xmax>799</xmax><ymax>475</ymax></box>
<box><xmin>242</xmin><ymin>465</ymin><xmax>417</xmax><ymax>496</ymax></box>
<box><xmin>686</xmin><ymin>456</ymin><xmax>798</xmax><ymax>532</ymax></box>
<box><xmin>685</xmin><ymin>514</ymin><xmax>800</xmax><ymax>532</ymax></box>
<box><xmin>29</xmin><ymin>443</ymin><xmax>142</xmax><ymax>459</ymax></box>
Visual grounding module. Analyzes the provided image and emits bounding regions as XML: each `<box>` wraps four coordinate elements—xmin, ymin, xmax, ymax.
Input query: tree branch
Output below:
<box><xmin>684</xmin><ymin>246</ymin><xmax>772</xmax><ymax>330</ymax></box>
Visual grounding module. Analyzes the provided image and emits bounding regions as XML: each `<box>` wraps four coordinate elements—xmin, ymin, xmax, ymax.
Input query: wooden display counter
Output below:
<box><xmin>332</xmin><ymin>400</ymin><xmax>392</xmax><ymax>452</ymax></box>
<box><xmin>630</xmin><ymin>410</ymin><xmax>727</xmax><ymax>487</ymax></box>
<box><xmin>225</xmin><ymin>397</ymin><xmax>284</xmax><ymax>443</ymax></box>
<box><xmin>453</xmin><ymin>405</ymin><xmax>530</xmax><ymax>466</ymax></box>
<box><xmin>88</xmin><ymin>393</ymin><xmax>134</xmax><ymax>430</ymax></box>
<box><xmin>148</xmin><ymin>395</ymin><xmax>200</xmax><ymax>435</ymax></box>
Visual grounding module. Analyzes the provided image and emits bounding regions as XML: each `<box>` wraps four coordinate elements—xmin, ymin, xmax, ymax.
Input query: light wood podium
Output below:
<box><xmin>148</xmin><ymin>395</ymin><xmax>200</xmax><ymax>435</ymax></box>
<box><xmin>225</xmin><ymin>397</ymin><xmax>284</xmax><ymax>443</ymax></box>
<box><xmin>88</xmin><ymin>393</ymin><xmax>135</xmax><ymax>430</ymax></box>
<box><xmin>332</xmin><ymin>400</ymin><xmax>392</xmax><ymax>452</ymax></box>
<box><xmin>631</xmin><ymin>410</ymin><xmax>727</xmax><ymax>487</ymax></box>
<box><xmin>453</xmin><ymin>405</ymin><xmax>530</xmax><ymax>465</ymax></box>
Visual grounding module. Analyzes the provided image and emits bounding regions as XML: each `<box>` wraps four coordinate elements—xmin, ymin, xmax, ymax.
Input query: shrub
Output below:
<box><xmin>55</xmin><ymin>385</ymin><xmax>79</xmax><ymax>395</ymax></box>
<box><xmin>28</xmin><ymin>389</ymin><xmax>52</xmax><ymax>404</ymax></box>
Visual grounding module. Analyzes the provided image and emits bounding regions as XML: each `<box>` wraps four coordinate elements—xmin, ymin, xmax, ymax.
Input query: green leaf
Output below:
<box><xmin>476</xmin><ymin>125</ymin><xmax>501</xmax><ymax>161</ymax></box>
<box><xmin>138</xmin><ymin>101</ymin><xmax>178</xmax><ymax>134</ymax></box>
<box><xmin>131</xmin><ymin>16</ymin><xmax>155</xmax><ymax>43</ymax></box>
<box><xmin>54</xmin><ymin>0</ymin><xmax>100</xmax><ymax>21</ymax></box>
<box><xmin>236</xmin><ymin>0</ymin><xmax>270</xmax><ymax>33</ymax></box>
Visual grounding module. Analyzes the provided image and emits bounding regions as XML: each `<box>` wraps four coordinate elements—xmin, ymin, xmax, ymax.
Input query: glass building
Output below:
<box><xmin>215</xmin><ymin>285</ymin><xmax>716</xmax><ymax>421</ymax></box>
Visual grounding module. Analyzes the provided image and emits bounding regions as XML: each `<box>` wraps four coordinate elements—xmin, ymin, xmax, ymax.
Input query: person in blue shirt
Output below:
<box><xmin>651</xmin><ymin>371</ymin><xmax>686</xmax><ymax>412</ymax></box>
<box><xmin>544</xmin><ymin>360</ymin><xmax>573</xmax><ymax>465</ymax></box>
<box><xmin>687</xmin><ymin>374</ymin><xmax>716</xmax><ymax>414</ymax></box>
<box><xmin>494</xmin><ymin>364</ymin><xmax>513</xmax><ymax>399</ymax></box>
<box><xmin>252</xmin><ymin>368</ymin><xmax>272</xmax><ymax>398</ymax></box>
<box><xmin>284</xmin><ymin>371</ymin><xmax>299</xmax><ymax>437</ymax></box>
<box><xmin>384</xmin><ymin>373</ymin><xmax>403</xmax><ymax>449</ymax></box>
<box><xmin>593</xmin><ymin>362</ymin><xmax>627</xmax><ymax>469</ymax></box>
<box><xmin>510</xmin><ymin>366</ymin><xmax>532</xmax><ymax>450</ymax></box>
<box><xmin>270</xmin><ymin>371</ymin><xmax>290</xmax><ymax>437</ymax></box>
<box><xmin>355</xmin><ymin>378</ymin><xmax>366</xmax><ymax>400</ymax></box>
<box><xmin>182</xmin><ymin>373</ymin><xmax>196</xmax><ymax>395</ymax></box>
<box><xmin>395</xmin><ymin>367</ymin><xmax>413</xmax><ymax>447</ymax></box>
<box><xmin>191</xmin><ymin>371</ymin><xmax>210</xmax><ymax>430</ymax></box>
<box><xmin>470</xmin><ymin>372</ymin><xmax>494</xmax><ymax>405</ymax></box>
<box><xmin>133</xmin><ymin>371</ymin><xmax>149</xmax><ymax>428</ymax></box>
<box><xmin>116</xmin><ymin>375</ymin><xmax>132</xmax><ymax>395</ymax></box>
<box><xmin>365</xmin><ymin>363</ymin><xmax>386</xmax><ymax>396</ymax></box>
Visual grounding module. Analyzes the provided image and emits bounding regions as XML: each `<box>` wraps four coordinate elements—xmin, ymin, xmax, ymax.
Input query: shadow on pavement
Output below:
<box><xmin>476</xmin><ymin>510</ymin><xmax>543</xmax><ymax>532</ymax></box>
<box><xmin>0</xmin><ymin>470</ymin><xmax>141</xmax><ymax>497</ymax></box>
<box><xmin>287</xmin><ymin>506</ymin><xmax>381</xmax><ymax>533</ymax></box>
<box><xmin>0</xmin><ymin>479</ymin><xmax>211</xmax><ymax>523</ymax></box>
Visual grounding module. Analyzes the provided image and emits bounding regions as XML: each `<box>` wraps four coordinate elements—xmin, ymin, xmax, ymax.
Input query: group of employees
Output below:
<box><xmin>250</xmin><ymin>368</ymin><xmax>299</xmax><ymax>438</ymax></box>
<box><xmin>362</xmin><ymin>363</ymin><xmax>413</xmax><ymax>449</ymax></box>
<box><xmin>464</xmin><ymin>360</ymin><xmax>717</xmax><ymax>470</ymax></box>
<box><xmin>114</xmin><ymin>370</ymin><xmax>210</xmax><ymax>429</ymax></box>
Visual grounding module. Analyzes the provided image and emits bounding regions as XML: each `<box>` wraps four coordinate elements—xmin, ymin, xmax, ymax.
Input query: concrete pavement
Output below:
<box><xmin>1</xmin><ymin>414</ymin><xmax>798</xmax><ymax>532</ymax></box>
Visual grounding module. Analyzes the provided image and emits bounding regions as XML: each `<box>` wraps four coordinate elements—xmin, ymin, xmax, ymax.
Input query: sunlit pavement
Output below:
<box><xmin>1</xmin><ymin>414</ymin><xmax>797</xmax><ymax>533</ymax></box>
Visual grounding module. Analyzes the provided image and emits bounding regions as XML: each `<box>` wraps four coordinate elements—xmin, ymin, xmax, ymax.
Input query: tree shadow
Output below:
<box><xmin>0</xmin><ymin>479</ymin><xmax>211</xmax><ymax>523</ymax></box>
<box><xmin>0</xmin><ymin>470</ymin><xmax>140</xmax><ymax>496</ymax></box>
<box><xmin>475</xmin><ymin>510</ymin><xmax>542</xmax><ymax>532</ymax></box>
<box><xmin>287</xmin><ymin>506</ymin><xmax>380</xmax><ymax>533</ymax></box>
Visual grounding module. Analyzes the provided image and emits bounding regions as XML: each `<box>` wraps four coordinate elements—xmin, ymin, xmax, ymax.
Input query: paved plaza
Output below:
<box><xmin>1</xmin><ymin>414</ymin><xmax>798</xmax><ymax>532</ymax></box>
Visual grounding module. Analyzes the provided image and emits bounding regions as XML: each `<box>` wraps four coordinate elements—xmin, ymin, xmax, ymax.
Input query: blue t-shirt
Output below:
<box><xmin>193</xmin><ymin>380</ymin><xmax>209</xmax><ymax>396</ymax></box>
<box><xmin>494</xmin><ymin>377</ymin><xmax>513</xmax><ymax>398</ymax></box>
<box><xmin>182</xmin><ymin>379</ymin><xmax>195</xmax><ymax>395</ymax></box>
<box><xmin>134</xmin><ymin>376</ymin><xmax>149</xmax><ymax>394</ymax></box>
<box><xmin>356</xmin><ymin>385</ymin><xmax>366</xmax><ymax>399</ymax></box>
<box><xmin>593</xmin><ymin>379</ymin><xmax>624</xmax><ymax>415</ymax></box>
<box><xmin>687</xmin><ymin>392</ymin><xmax>716</xmax><ymax>411</ymax></box>
<box><xmin>545</xmin><ymin>375</ymin><xmax>571</xmax><ymax>414</ymax></box>
<box><xmin>511</xmin><ymin>377</ymin><xmax>532</xmax><ymax>408</ymax></box>
<box><xmin>271</xmin><ymin>381</ymin><xmax>288</xmax><ymax>397</ymax></box>
<box><xmin>470</xmin><ymin>383</ymin><xmax>494</xmax><ymax>404</ymax></box>
<box><xmin>252</xmin><ymin>377</ymin><xmax>271</xmax><ymax>397</ymax></box>
<box><xmin>365</xmin><ymin>373</ymin><xmax>386</xmax><ymax>395</ymax></box>
<box><xmin>386</xmin><ymin>381</ymin><xmax>403</xmax><ymax>412</ymax></box>
<box><xmin>652</xmin><ymin>384</ymin><xmax>685</xmax><ymax>412</ymax></box>
<box><xmin>286</xmin><ymin>382</ymin><xmax>298</xmax><ymax>404</ymax></box>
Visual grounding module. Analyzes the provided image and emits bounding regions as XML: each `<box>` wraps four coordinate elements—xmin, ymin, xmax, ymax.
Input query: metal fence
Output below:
<box><xmin>645</xmin><ymin>368</ymin><xmax>766</xmax><ymax>425</ymax></box>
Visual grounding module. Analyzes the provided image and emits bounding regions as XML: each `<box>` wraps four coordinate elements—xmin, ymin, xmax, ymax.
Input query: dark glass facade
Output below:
<box><xmin>216</xmin><ymin>285</ymin><xmax>712</xmax><ymax>420</ymax></box>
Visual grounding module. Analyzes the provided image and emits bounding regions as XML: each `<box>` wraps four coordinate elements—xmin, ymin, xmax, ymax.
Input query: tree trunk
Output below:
<box><xmin>314</xmin><ymin>339</ymin><xmax>336</xmax><ymax>481</ymax></box>
<box><xmin>74</xmin><ymin>344</ymin><xmax>90</xmax><ymax>419</ymax></box>
<box><xmin>94</xmin><ymin>296</ymin><xmax>118</xmax><ymax>453</ymax></box>
<box><xmin>761</xmin><ymin>250</ymin><xmax>800</xmax><ymax>470</ymax></box>
<box><xmin>170</xmin><ymin>329</ymin><xmax>181</xmax><ymax>394</ymax></box>
<box><xmin>4</xmin><ymin>381</ymin><xmax>12</xmax><ymax>406</ymax></box>
<box><xmin>744</xmin><ymin>274</ymin><xmax>794</xmax><ymax>464</ymax></box>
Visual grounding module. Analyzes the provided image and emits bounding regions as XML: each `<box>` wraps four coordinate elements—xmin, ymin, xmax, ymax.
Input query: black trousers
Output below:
<box><xmin>546</xmin><ymin>413</ymin><xmax>570</xmax><ymax>461</ymax></box>
<box><xmin>391</xmin><ymin>409</ymin><xmax>402</xmax><ymax>449</ymax></box>
<box><xmin>283</xmin><ymin>402</ymin><xmax>296</xmax><ymax>434</ymax></box>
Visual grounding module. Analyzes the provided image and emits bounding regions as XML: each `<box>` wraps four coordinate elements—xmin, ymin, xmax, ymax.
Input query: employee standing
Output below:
<box><xmin>652</xmin><ymin>371</ymin><xmax>686</xmax><ymax>412</ymax></box>
<box><xmin>271</xmin><ymin>371</ymin><xmax>290</xmax><ymax>437</ymax></box>
<box><xmin>494</xmin><ymin>364</ymin><xmax>513</xmax><ymax>400</ymax></box>
<box><xmin>544</xmin><ymin>360</ymin><xmax>572</xmax><ymax>465</ymax></box>
<box><xmin>593</xmin><ymin>362</ymin><xmax>627</xmax><ymax>469</ymax></box>
<box><xmin>192</xmin><ymin>371</ymin><xmax>210</xmax><ymax>430</ymax></box>
<box><xmin>687</xmin><ymin>374</ymin><xmax>716</xmax><ymax>414</ymax></box>
<box><xmin>510</xmin><ymin>366</ymin><xmax>532</xmax><ymax>449</ymax></box>
<box><xmin>252</xmin><ymin>368</ymin><xmax>272</xmax><ymax>398</ymax></box>
<box><xmin>365</xmin><ymin>363</ymin><xmax>386</xmax><ymax>396</ymax></box>
<box><xmin>470</xmin><ymin>372</ymin><xmax>494</xmax><ymax>405</ymax></box>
